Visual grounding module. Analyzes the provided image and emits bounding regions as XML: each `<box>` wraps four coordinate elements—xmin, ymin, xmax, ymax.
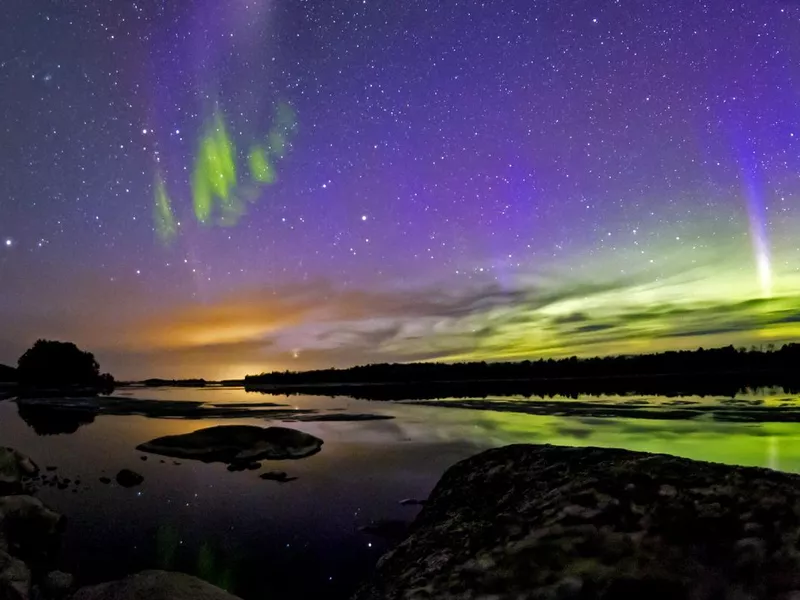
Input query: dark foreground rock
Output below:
<box><xmin>0</xmin><ymin>549</ymin><xmax>30</xmax><ymax>600</ymax></box>
<box><xmin>353</xmin><ymin>444</ymin><xmax>800</xmax><ymax>600</ymax></box>
<box><xmin>136</xmin><ymin>425</ymin><xmax>323</xmax><ymax>463</ymax></box>
<box><xmin>0</xmin><ymin>495</ymin><xmax>64</xmax><ymax>564</ymax></box>
<box><xmin>0</xmin><ymin>492</ymin><xmax>65</xmax><ymax>600</ymax></box>
<box><xmin>0</xmin><ymin>448</ymin><xmax>39</xmax><ymax>494</ymax></box>
<box><xmin>70</xmin><ymin>570</ymin><xmax>242</xmax><ymax>600</ymax></box>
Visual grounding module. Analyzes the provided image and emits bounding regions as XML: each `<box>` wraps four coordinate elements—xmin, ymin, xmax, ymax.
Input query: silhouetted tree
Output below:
<box><xmin>17</xmin><ymin>339</ymin><xmax>113</xmax><ymax>391</ymax></box>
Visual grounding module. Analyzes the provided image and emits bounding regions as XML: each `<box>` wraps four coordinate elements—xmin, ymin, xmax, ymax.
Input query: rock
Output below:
<box><xmin>98</xmin><ymin>477</ymin><xmax>111</xmax><ymax>485</ymax></box>
<box><xmin>136</xmin><ymin>425</ymin><xmax>323</xmax><ymax>463</ymax></box>
<box><xmin>0</xmin><ymin>449</ymin><xmax>39</xmax><ymax>493</ymax></box>
<box><xmin>0</xmin><ymin>549</ymin><xmax>31</xmax><ymax>600</ymax></box>
<box><xmin>115</xmin><ymin>470</ymin><xmax>144</xmax><ymax>488</ymax></box>
<box><xmin>352</xmin><ymin>444</ymin><xmax>800</xmax><ymax>600</ymax></box>
<box><xmin>258</xmin><ymin>471</ymin><xmax>296</xmax><ymax>483</ymax></box>
<box><xmin>44</xmin><ymin>467</ymin><xmax>56</xmax><ymax>472</ymax></box>
<box><xmin>0</xmin><ymin>496</ymin><xmax>64</xmax><ymax>566</ymax></box>
<box><xmin>41</xmin><ymin>570</ymin><xmax>73</xmax><ymax>598</ymax></box>
<box><xmin>70</xmin><ymin>570</ymin><xmax>242</xmax><ymax>600</ymax></box>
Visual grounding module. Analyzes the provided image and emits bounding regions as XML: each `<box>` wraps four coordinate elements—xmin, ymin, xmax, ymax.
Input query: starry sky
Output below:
<box><xmin>2</xmin><ymin>0</ymin><xmax>800</xmax><ymax>380</ymax></box>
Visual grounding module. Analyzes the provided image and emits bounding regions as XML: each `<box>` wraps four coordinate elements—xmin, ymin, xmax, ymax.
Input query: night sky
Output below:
<box><xmin>2</xmin><ymin>0</ymin><xmax>800</xmax><ymax>379</ymax></box>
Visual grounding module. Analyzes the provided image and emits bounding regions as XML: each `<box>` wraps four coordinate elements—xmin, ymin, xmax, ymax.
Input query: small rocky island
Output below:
<box><xmin>136</xmin><ymin>425</ymin><xmax>323</xmax><ymax>463</ymax></box>
<box><xmin>354</xmin><ymin>444</ymin><xmax>800</xmax><ymax>600</ymax></box>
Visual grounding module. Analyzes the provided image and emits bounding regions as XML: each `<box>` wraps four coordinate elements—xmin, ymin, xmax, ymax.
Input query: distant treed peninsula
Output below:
<box><xmin>241</xmin><ymin>344</ymin><xmax>800</xmax><ymax>399</ymax></box>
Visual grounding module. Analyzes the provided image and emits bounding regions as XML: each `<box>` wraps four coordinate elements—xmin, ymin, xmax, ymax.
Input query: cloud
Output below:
<box><xmin>4</xmin><ymin>258</ymin><xmax>800</xmax><ymax>379</ymax></box>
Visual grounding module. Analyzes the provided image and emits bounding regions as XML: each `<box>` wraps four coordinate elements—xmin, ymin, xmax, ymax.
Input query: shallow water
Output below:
<box><xmin>1</xmin><ymin>386</ymin><xmax>799</xmax><ymax>599</ymax></box>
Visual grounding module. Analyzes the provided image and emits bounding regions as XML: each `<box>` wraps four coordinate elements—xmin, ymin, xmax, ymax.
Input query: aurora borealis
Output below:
<box><xmin>1</xmin><ymin>0</ymin><xmax>800</xmax><ymax>379</ymax></box>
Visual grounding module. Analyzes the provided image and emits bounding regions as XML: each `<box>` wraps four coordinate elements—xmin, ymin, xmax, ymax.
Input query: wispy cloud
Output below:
<box><xmin>4</xmin><ymin>259</ymin><xmax>800</xmax><ymax>379</ymax></box>
<box><xmin>102</xmin><ymin>272</ymin><xmax>800</xmax><ymax>378</ymax></box>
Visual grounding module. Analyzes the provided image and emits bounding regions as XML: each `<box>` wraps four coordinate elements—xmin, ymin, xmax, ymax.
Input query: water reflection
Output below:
<box><xmin>16</xmin><ymin>402</ymin><xmax>96</xmax><ymax>435</ymax></box>
<box><xmin>0</xmin><ymin>386</ymin><xmax>799</xmax><ymax>599</ymax></box>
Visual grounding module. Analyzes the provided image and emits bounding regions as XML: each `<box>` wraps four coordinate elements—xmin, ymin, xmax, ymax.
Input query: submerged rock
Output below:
<box><xmin>353</xmin><ymin>444</ymin><xmax>800</xmax><ymax>600</ymax></box>
<box><xmin>70</xmin><ymin>570</ymin><xmax>242</xmax><ymax>600</ymax></box>
<box><xmin>115</xmin><ymin>470</ymin><xmax>144</xmax><ymax>488</ymax></box>
<box><xmin>136</xmin><ymin>425</ymin><xmax>323</xmax><ymax>463</ymax></box>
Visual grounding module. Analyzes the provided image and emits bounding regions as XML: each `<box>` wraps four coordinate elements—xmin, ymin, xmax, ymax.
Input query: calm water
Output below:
<box><xmin>1</xmin><ymin>387</ymin><xmax>799</xmax><ymax>599</ymax></box>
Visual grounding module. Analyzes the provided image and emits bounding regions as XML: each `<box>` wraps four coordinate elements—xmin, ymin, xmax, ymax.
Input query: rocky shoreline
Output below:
<box><xmin>7</xmin><ymin>440</ymin><xmax>800</xmax><ymax>599</ymax></box>
<box><xmin>0</xmin><ymin>447</ymin><xmax>243</xmax><ymax>600</ymax></box>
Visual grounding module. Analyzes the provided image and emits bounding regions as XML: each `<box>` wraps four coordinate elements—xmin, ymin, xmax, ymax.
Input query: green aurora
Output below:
<box><xmin>154</xmin><ymin>103</ymin><xmax>297</xmax><ymax>241</ymax></box>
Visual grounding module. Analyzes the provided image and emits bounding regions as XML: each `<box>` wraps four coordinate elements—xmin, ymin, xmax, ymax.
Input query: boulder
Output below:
<box><xmin>0</xmin><ymin>449</ymin><xmax>39</xmax><ymax>494</ymax></box>
<box><xmin>0</xmin><ymin>496</ymin><xmax>64</xmax><ymax>564</ymax></box>
<box><xmin>70</xmin><ymin>570</ymin><xmax>242</xmax><ymax>600</ymax></box>
<box><xmin>0</xmin><ymin>550</ymin><xmax>31</xmax><ymax>600</ymax></box>
<box><xmin>136</xmin><ymin>425</ymin><xmax>322</xmax><ymax>463</ymax></box>
<box><xmin>115</xmin><ymin>470</ymin><xmax>143</xmax><ymax>488</ymax></box>
<box><xmin>41</xmin><ymin>570</ymin><xmax>74</xmax><ymax>598</ymax></box>
<box><xmin>353</xmin><ymin>444</ymin><xmax>800</xmax><ymax>600</ymax></box>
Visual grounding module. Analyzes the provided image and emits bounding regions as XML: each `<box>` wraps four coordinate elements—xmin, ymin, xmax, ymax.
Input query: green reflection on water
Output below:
<box><xmin>473</xmin><ymin>411</ymin><xmax>799</xmax><ymax>472</ymax></box>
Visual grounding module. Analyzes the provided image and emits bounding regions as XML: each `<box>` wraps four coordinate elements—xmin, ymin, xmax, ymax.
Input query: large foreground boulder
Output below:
<box><xmin>136</xmin><ymin>425</ymin><xmax>323</xmax><ymax>463</ymax></box>
<box><xmin>353</xmin><ymin>444</ymin><xmax>800</xmax><ymax>600</ymax></box>
<box><xmin>70</xmin><ymin>570</ymin><xmax>241</xmax><ymax>600</ymax></box>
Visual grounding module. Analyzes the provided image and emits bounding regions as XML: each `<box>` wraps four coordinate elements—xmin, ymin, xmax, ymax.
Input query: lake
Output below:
<box><xmin>1</xmin><ymin>386</ymin><xmax>798</xmax><ymax>599</ymax></box>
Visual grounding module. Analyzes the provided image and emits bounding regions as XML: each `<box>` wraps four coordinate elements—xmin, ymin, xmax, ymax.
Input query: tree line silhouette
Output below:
<box><xmin>244</xmin><ymin>343</ymin><xmax>800</xmax><ymax>399</ymax></box>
